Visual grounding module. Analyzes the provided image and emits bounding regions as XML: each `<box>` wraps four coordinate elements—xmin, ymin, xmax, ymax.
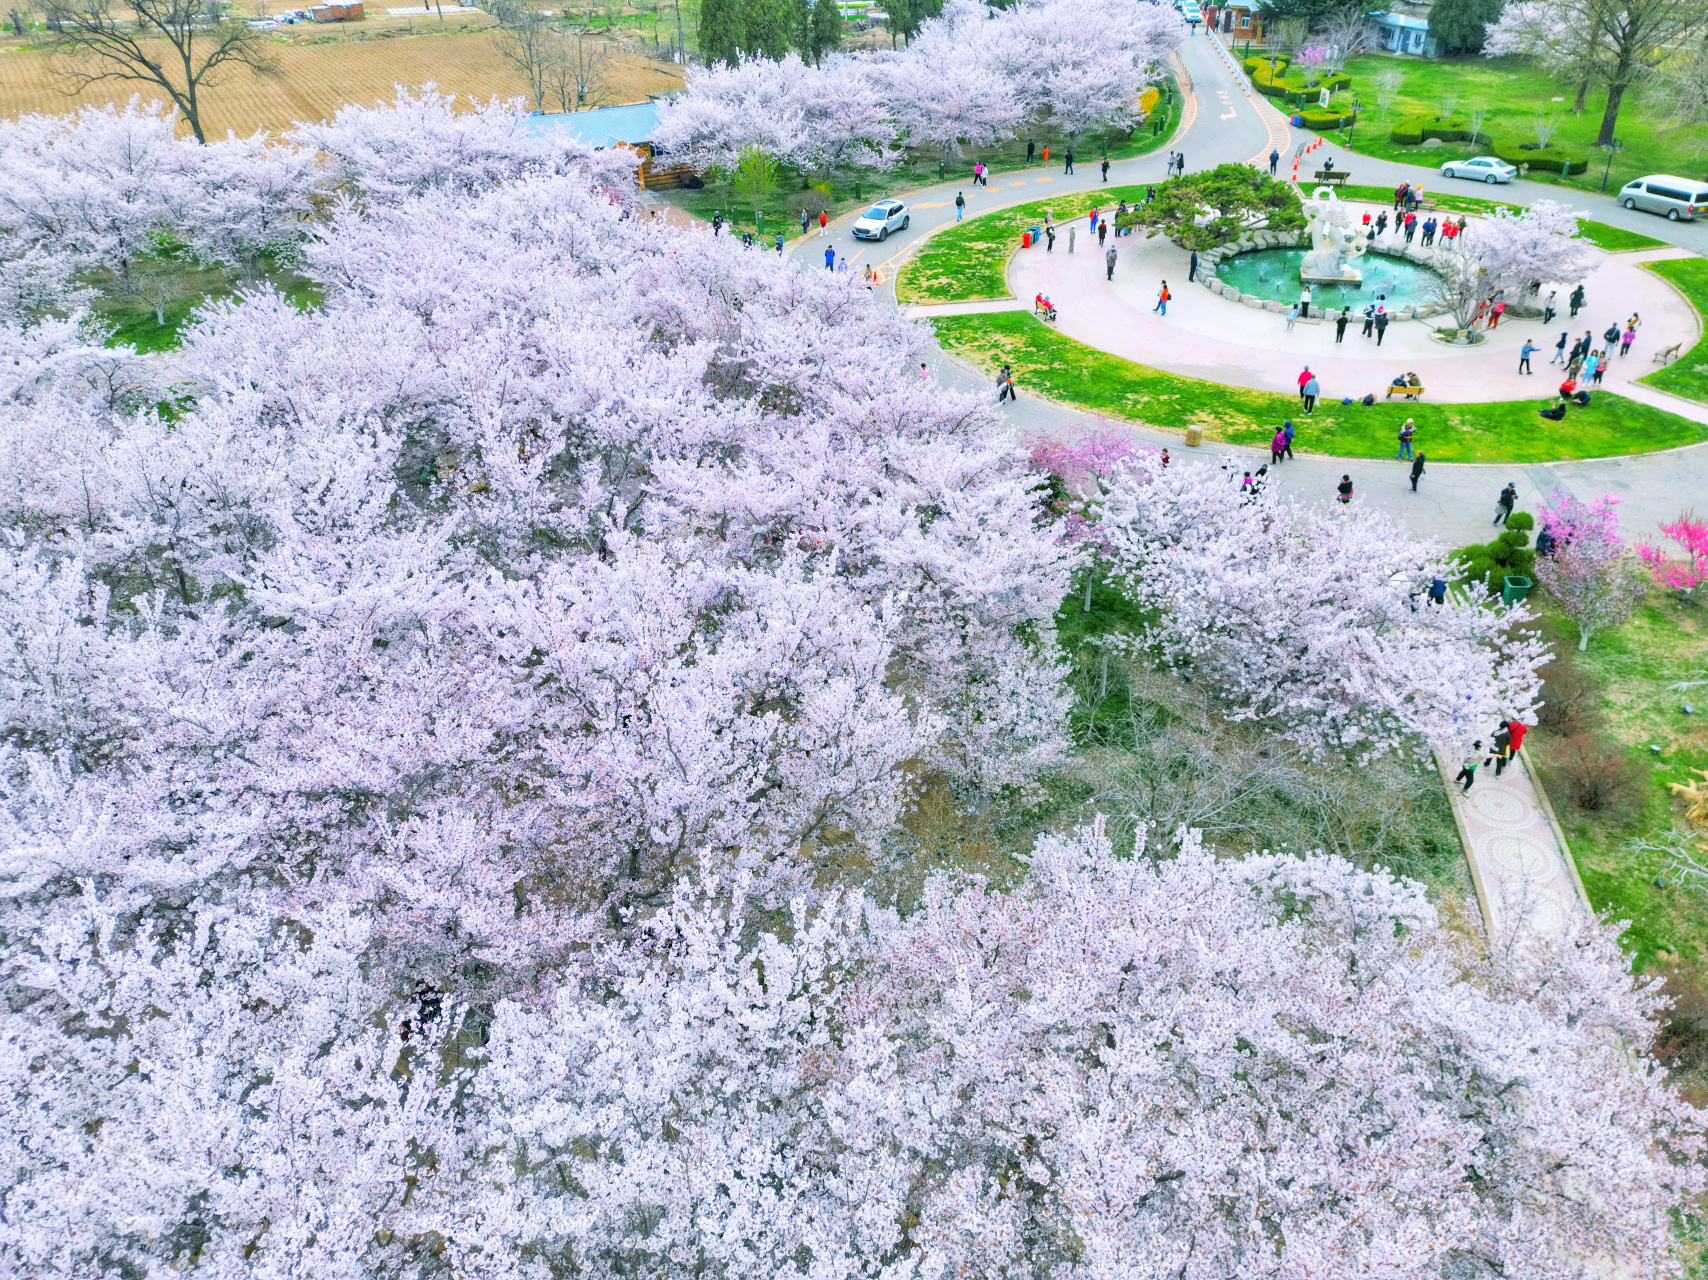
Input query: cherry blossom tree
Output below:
<box><xmin>1097</xmin><ymin>452</ymin><xmax>1546</xmax><ymax>755</ymax></box>
<box><xmin>1424</xmin><ymin>199</ymin><xmax>1596</xmax><ymax>331</ymax></box>
<box><xmin>1484</xmin><ymin>0</ymin><xmax>1601</xmax><ymax>113</ymax></box>
<box><xmin>1536</xmin><ymin>492</ymin><xmax>1651</xmax><ymax>649</ymax></box>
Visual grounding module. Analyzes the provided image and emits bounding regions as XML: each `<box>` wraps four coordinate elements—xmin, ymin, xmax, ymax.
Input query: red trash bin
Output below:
<box><xmin>1021</xmin><ymin>231</ymin><xmax>1031</xmax><ymax>248</ymax></box>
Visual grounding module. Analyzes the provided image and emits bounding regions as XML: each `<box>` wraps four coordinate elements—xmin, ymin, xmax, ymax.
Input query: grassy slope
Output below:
<box><xmin>1640</xmin><ymin>257</ymin><xmax>1708</xmax><ymax>405</ymax></box>
<box><xmin>1298</xmin><ymin>53</ymin><xmax>1708</xmax><ymax>198</ymax></box>
<box><xmin>932</xmin><ymin>311</ymin><xmax>1708</xmax><ymax>462</ymax></box>
<box><xmin>1527</xmin><ymin>593</ymin><xmax>1708</xmax><ymax>971</ymax></box>
<box><xmin>896</xmin><ymin>184</ymin><xmax>1150</xmax><ymax>304</ymax></box>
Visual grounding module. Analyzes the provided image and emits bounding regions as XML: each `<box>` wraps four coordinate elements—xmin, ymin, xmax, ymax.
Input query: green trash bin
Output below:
<box><xmin>1501</xmin><ymin>575</ymin><xmax>1533</xmax><ymax>605</ymax></box>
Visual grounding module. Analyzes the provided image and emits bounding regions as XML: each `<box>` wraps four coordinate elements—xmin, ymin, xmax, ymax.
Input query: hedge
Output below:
<box><xmin>1388</xmin><ymin>117</ymin><xmax>1589</xmax><ymax>175</ymax></box>
<box><xmin>1248</xmin><ymin>59</ymin><xmax>1351</xmax><ymax>101</ymax></box>
<box><xmin>1297</xmin><ymin>110</ymin><xmax>1355</xmax><ymax>130</ymax></box>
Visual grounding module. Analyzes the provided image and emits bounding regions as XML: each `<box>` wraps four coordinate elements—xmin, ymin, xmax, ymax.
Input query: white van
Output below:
<box><xmin>1618</xmin><ymin>175</ymin><xmax>1708</xmax><ymax>222</ymax></box>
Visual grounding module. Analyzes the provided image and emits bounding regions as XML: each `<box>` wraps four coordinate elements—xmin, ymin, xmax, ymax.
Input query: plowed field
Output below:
<box><xmin>0</xmin><ymin>25</ymin><xmax>681</xmax><ymax>135</ymax></box>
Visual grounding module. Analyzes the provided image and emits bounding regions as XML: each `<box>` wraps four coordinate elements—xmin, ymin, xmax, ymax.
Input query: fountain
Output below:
<box><xmin>1298</xmin><ymin>186</ymin><xmax>1366</xmax><ymax>286</ymax></box>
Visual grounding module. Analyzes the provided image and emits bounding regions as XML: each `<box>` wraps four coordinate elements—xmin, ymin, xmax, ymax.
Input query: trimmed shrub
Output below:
<box><xmin>1503</xmin><ymin>511</ymin><xmax>1535</xmax><ymax>534</ymax></box>
<box><xmin>1297</xmin><ymin>109</ymin><xmax>1355</xmax><ymax>131</ymax></box>
<box><xmin>1490</xmin><ymin>141</ymin><xmax>1589</xmax><ymax>175</ymax></box>
<box><xmin>1244</xmin><ymin>55</ymin><xmax>1289</xmax><ymax>75</ymax></box>
<box><xmin>1391</xmin><ymin>119</ymin><xmax>1425</xmax><ymax>145</ymax></box>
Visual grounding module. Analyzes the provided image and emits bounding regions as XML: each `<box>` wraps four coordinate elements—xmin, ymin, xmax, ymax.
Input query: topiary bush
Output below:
<box><xmin>1390</xmin><ymin>119</ymin><xmax>1425</xmax><ymax>145</ymax></box>
<box><xmin>1297</xmin><ymin>109</ymin><xmax>1355</xmax><ymax>131</ymax></box>
<box><xmin>1452</xmin><ymin>515</ymin><xmax>1537</xmax><ymax>594</ymax></box>
<box><xmin>1489</xmin><ymin>141</ymin><xmax>1589</xmax><ymax>175</ymax></box>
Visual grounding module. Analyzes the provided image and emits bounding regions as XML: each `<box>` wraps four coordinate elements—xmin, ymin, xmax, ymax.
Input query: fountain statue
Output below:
<box><xmin>1299</xmin><ymin>186</ymin><xmax>1366</xmax><ymax>286</ymax></box>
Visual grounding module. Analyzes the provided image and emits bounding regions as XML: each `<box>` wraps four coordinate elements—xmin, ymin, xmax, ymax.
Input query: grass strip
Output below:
<box><xmin>933</xmin><ymin>310</ymin><xmax>1708</xmax><ymax>463</ymax></box>
<box><xmin>896</xmin><ymin>184</ymin><xmax>1152</xmax><ymax>304</ymax></box>
<box><xmin>1639</xmin><ymin>257</ymin><xmax>1708</xmax><ymax>406</ymax></box>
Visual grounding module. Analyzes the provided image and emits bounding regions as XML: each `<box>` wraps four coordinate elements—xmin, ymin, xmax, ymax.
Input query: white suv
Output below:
<box><xmin>852</xmin><ymin>200</ymin><xmax>910</xmax><ymax>241</ymax></box>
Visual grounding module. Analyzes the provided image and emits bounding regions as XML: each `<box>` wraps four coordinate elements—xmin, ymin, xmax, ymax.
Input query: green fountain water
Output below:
<box><xmin>1214</xmin><ymin>248</ymin><xmax>1440</xmax><ymax>311</ymax></box>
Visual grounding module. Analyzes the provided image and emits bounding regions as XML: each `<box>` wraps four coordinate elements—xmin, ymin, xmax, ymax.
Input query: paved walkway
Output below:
<box><xmin>1437</xmin><ymin>749</ymin><xmax>1588</xmax><ymax>941</ymax></box>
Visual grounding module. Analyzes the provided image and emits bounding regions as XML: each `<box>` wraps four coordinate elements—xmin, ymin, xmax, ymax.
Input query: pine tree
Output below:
<box><xmin>743</xmin><ymin>0</ymin><xmax>792</xmax><ymax>57</ymax></box>
<box><xmin>1427</xmin><ymin>0</ymin><xmax>1504</xmax><ymax>55</ymax></box>
<box><xmin>797</xmin><ymin>0</ymin><xmax>841</xmax><ymax>62</ymax></box>
<box><xmin>698</xmin><ymin>0</ymin><xmax>745</xmax><ymax>64</ymax></box>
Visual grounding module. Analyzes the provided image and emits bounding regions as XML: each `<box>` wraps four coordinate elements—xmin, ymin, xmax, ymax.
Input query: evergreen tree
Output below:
<box><xmin>802</xmin><ymin>0</ymin><xmax>841</xmax><ymax>61</ymax></box>
<box><xmin>743</xmin><ymin>0</ymin><xmax>793</xmax><ymax>56</ymax></box>
<box><xmin>883</xmin><ymin>0</ymin><xmax>942</xmax><ymax>44</ymax></box>
<box><xmin>698</xmin><ymin>0</ymin><xmax>745</xmax><ymax>63</ymax></box>
<box><xmin>1428</xmin><ymin>0</ymin><xmax>1505</xmax><ymax>54</ymax></box>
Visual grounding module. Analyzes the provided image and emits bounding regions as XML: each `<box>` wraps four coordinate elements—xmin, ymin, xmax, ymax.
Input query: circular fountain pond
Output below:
<box><xmin>1214</xmin><ymin>248</ymin><xmax>1440</xmax><ymax>312</ymax></box>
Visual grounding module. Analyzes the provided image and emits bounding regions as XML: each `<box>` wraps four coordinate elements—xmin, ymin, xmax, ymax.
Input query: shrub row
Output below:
<box><xmin>1388</xmin><ymin>117</ymin><xmax>1589</xmax><ymax>174</ymax></box>
<box><xmin>1246</xmin><ymin>57</ymin><xmax>1351</xmax><ymax>101</ymax></box>
<box><xmin>1296</xmin><ymin>109</ymin><xmax>1355</xmax><ymax>130</ymax></box>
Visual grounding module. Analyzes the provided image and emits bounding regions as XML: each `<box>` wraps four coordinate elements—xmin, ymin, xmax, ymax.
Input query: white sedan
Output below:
<box><xmin>1440</xmin><ymin>156</ymin><xmax>1517</xmax><ymax>185</ymax></box>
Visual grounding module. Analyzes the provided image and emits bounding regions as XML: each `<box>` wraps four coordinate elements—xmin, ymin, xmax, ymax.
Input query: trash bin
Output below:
<box><xmin>1029</xmin><ymin>226</ymin><xmax>1041</xmax><ymax>245</ymax></box>
<box><xmin>1185</xmin><ymin>426</ymin><xmax>1203</xmax><ymax>447</ymax></box>
<box><xmin>1501</xmin><ymin>575</ymin><xmax>1533</xmax><ymax>605</ymax></box>
<box><xmin>1021</xmin><ymin>231</ymin><xmax>1032</xmax><ymax>249</ymax></box>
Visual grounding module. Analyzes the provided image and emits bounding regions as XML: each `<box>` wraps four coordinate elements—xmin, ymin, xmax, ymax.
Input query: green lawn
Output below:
<box><xmin>1303</xmin><ymin>54</ymin><xmax>1708</xmax><ymax>200</ymax></box>
<box><xmin>896</xmin><ymin>184</ymin><xmax>1150</xmax><ymax>304</ymax></box>
<box><xmin>1641</xmin><ymin>257</ymin><xmax>1708</xmax><ymax>405</ymax></box>
<box><xmin>92</xmin><ymin>255</ymin><xmax>319</xmax><ymax>353</ymax></box>
<box><xmin>1328</xmin><ymin>185</ymin><xmax>1666</xmax><ymax>250</ymax></box>
<box><xmin>659</xmin><ymin>76</ymin><xmax>1182</xmax><ymax>241</ymax></box>
<box><xmin>932</xmin><ymin>311</ymin><xmax>1708</xmax><ymax>462</ymax></box>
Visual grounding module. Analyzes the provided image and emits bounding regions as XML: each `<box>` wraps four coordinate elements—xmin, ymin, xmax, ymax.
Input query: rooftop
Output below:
<box><xmin>523</xmin><ymin>100</ymin><xmax>661</xmax><ymax>149</ymax></box>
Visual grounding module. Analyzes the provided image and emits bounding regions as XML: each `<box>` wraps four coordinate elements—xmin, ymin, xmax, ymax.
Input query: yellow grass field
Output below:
<box><xmin>0</xmin><ymin>23</ymin><xmax>682</xmax><ymax>136</ymax></box>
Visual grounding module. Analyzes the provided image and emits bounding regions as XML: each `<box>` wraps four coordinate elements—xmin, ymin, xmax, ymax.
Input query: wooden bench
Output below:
<box><xmin>1313</xmin><ymin>170</ymin><xmax>1348</xmax><ymax>185</ymax></box>
<box><xmin>1653</xmin><ymin>342</ymin><xmax>1682</xmax><ymax>365</ymax></box>
<box><xmin>1385</xmin><ymin>383</ymin><xmax>1425</xmax><ymax>401</ymax></box>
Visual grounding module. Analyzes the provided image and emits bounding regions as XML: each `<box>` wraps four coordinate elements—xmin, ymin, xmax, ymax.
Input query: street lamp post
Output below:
<box><xmin>1347</xmin><ymin>97</ymin><xmax>1361</xmax><ymax>145</ymax></box>
<box><xmin>1598</xmin><ymin>138</ymin><xmax>1622</xmax><ymax>194</ymax></box>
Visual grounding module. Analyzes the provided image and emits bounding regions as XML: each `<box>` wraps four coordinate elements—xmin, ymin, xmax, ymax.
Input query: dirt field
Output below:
<box><xmin>0</xmin><ymin>21</ymin><xmax>682</xmax><ymax>135</ymax></box>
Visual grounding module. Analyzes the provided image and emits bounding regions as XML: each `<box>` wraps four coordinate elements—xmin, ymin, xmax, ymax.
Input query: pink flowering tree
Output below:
<box><xmin>1535</xmin><ymin>493</ymin><xmax>1649</xmax><ymax>650</ymax></box>
<box><xmin>1638</xmin><ymin>510</ymin><xmax>1708</xmax><ymax>604</ymax></box>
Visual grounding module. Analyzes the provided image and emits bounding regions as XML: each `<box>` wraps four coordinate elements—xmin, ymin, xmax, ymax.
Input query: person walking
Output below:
<box><xmin>1297</xmin><ymin>365</ymin><xmax>1313</xmax><ymax>399</ymax></box>
<box><xmin>1064</xmin><ymin>147</ymin><xmax>1075</xmax><ymax>175</ymax></box>
<box><xmin>1375</xmin><ymin>211</ymin><xmax>1388</xmax><ymax>237</ymax></box>
<box><xmin>1155</xmin><ymin>281</ymin><xmax>1169</xmax><ymax>315</ymax></box>
<box><xmin>1334</xmin><ymin>308</ymin><xmax>1349</xmax><ymax>343</ymax></box>
<box><xmin>1518</xmin><ymin>339</ymin><xmax>1536</xmax><ymax>374</ymax></box>
<box><xmin>955</xmin><ymin>191</ymin><xmax>965</xmax><ymax>221</ymax></box>
<box><xmin>997</xmin><ymin>365</ymin><xmax>1016</xmax><ymax>402</ymax></box>
<box><xmin>1270</xmin><ymin>425</ymin><xmax>1287</xmax><ymax>465</ymax></box>
<box><xmin>1027</xmin><ymin>139</ymin><xmax>1036</xmax><ymax>164</ymax></box>
<box><xmin>1410</xmin><ymin>452</ymin><xmax>1426</xmax><ymax>491</ymax></box>
<box><xmin>819</xmin><ymin>210</ymin><xmax>829</xmax><ymax>235</ymax></box>
<box><xmin>1374</xmin><ymin>310</ymin><xmax>1389</xmax><ymax>346</ymax></box>
<box><xmin>1286</xmin><ymin>303</ymin><xmax>1299</xmax><ymax>333</ymax></box>
<box><xmin>1336</xmin><ymin>473</ymin><xmax>1353</xmax><ymax>507</ymax></box>
<box><xmin>775</xmin><ymin>231</ymin><xmax>785</xmax><ymax>254</ymax></box>
<box><xmin>919</xmin><ymin>361</ymin><xmax>929</xmax><ymax>382</ymax></box>
<box><xmin>1488</xmin><ymin>299</ymin><xmax>1506</xmax><ymax>329</ymax></box>
<box><xmin>1105</xmin><ymin>245</ymin><xmax>1117</xmax><ymax>280</ymax></box>
<box><xmin>1045</xmin><ymin>223</ymin><xmax>1056</xmax><ymax>252</ymax></box>
<box><xmin>712</xmin><ymin>211</ymin><xmax>724</xmax><ymax>237</ymax></box>
<box><xmin>1175</xmin><ymin>152</ymin><xmax>1185</xmax><ymax>175</ymax></box>
<box><xmin>1455</xmin><ymin>215</ymin><xmax>1468</xmax><ymax>240</ymax></box>
<box><xmin>1543</xmin><ymin>291</ymin><xmax>1557</xmax><ymax>325</ymax></box>
<box><xmin>1302</xmin><ymin>373</ymin><xmax>1321</xmax><ymax>414</ymax></box>
<box><xmin>1188</xmin><ymin>249</ymin><xmax>1198</xmax><ymax>282</ymax></box>
<box><xmin>824</xmin><ymin>244</ymin><xmax>835</xmax><ymax>270</ymax></box>
<box><xmin>1361</xmin><ymin>305</ymin><xmax>1375</xmax><ymax>339</ymax></box>
<box><xmin>1397</xmin><ymin>418</ymin><xmax>1414</xmax><ymax>459</ymax></box>
<box><xmin>1507</xmin><ymin>717</ymin><xmax>1527</xmax><ymax>760</ymax></box>
<box><xmin>800</xmin><ymin>209</ymin><xmax>811</xmax><ymax>237</ymax></box>
<box><xmin>1490</xmin><ymin>721</ymin><xmax>1513</xmax><ymax>777</ymax></box>
<box><xmin>1100</xmin><ymin>156</ymin><xmax>1110</xmax><ymax>182</ymax></box>
<box><xmin>1282</xmin><ymin>419</ymin><xmax>1296</xmax><ymax>459</ymax></box>
<box><xmin>1621</xmin><ymin>323</ymin><xmax>1636</xmax><ymax>356</ymax></box>
<box><xmin>1550</xmin><ymin>330</ymin><xmax>1568</xmax><ymax>364</ymax></box>
<box><xmin>1493</xmin><ymin>482</ymin><xmax>1517</xmax><ymax>526</ymax></box>
<box><xmin>1455</xmin><ymin>742</ymin><xmax>1483</xmax><ymax>792</ymax></box>
<box><xmin>1097</xmin><ymin>219</ymin><xmax>1108</xmax><ymax>248</ymax></box>
<box><xmin>1403</xmin><ymin>213</ymin><xmax>1417</xmax><ymax>244</ymax></box>
<box><xmin>1268</xmin><ymin>147</ymin><xmax>1280</xmax><ymax>176</ymax></box>
<box><xmin>1569</xmin><ymin>283</ymin><xmax>1584</xmax><ymax>317</ymax></box>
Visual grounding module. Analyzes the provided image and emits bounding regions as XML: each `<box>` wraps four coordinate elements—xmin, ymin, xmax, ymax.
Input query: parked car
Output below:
<box><xmin>1440</xmin><ymin>156</ymin><xmax>1517</xmax><ymax>185</ymax></box>
<box><xmin>1618</xmin><ymin>175</ymin><xmax>1708</xmax><ymax>222</ymax></box>
<box><xmin>853</xmin><ymin>199</ymin><xmax>909</xmax><ymax>241</ymax></box>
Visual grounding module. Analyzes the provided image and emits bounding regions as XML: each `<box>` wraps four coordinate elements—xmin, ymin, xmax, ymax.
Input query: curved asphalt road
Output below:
<box><xmin>782</xmin><ymin>28</ymin><xmax>1708</xmax><ymax>546</ymax></box>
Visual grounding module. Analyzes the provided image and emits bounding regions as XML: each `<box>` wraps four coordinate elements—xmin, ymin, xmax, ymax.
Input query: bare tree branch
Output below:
<box><xmin>42</xmin><ymin>0</ymin><xmax>275</xmax><ymax>143</ymax></box>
